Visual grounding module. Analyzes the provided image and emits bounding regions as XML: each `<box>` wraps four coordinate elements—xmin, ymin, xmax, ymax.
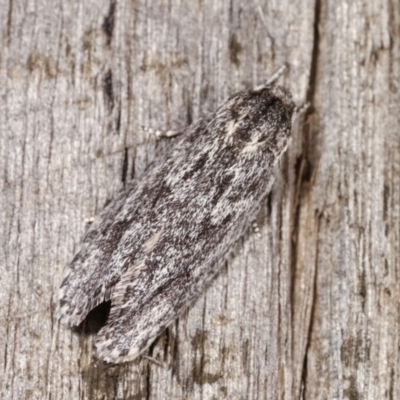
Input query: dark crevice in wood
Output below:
<box><xmin>6</xmin><ymin>0</ymin><xmax>12</xmax><ymax>45</ymax></box>
<box><xmin>293</xmin><ymin>0</ymin><xmax>322</xmax><ymax>397</ymax></box>
<box><xmin>121</xmin><ymin>147</ymin><xmax>128</xmax><ymax>185</ymax></box>
<box><xmin>103</xmin><ymin>69</ymin><xmax>114</xmax><ymax>110</ymax></box>
<box><xmin>307</xmin><ymin>0</ymin><xmax>321</xmax><ymax>106</ymax></box>
<box><xmin>163</xmin><ymin>326</ymin><xmax>170</xmax><ymax>360</ymax></box>
<box><xmin>102</xmin><ymin>0</ymin><xmax>116</xmax><ymax>46</ymax></box>
<box><xmin>116</xmin><ymin>107</ymin><xmax>121</xmax><ymax>133</ymax></box>
<box><xmin>199</xmin><ymin>301</ymin><xmax>207</xmax><ymax>394</ymax></box>
<box><xmin>300</xmin><ymin>212</ymin><xmax>321</xmax><ymax>399</ymax></box>
<box><xmin>130</xmin><ymin>146</ymin><xmax>136</xmax><ymax>181</ymax></box>
<box><xmin>145</xmin><ymin>357</ymin><xmax>151</xmax><ymax>400</ymax></box>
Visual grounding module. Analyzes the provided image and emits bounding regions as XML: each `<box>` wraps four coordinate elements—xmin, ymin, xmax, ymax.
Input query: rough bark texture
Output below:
<box><xmin>0</xmin><ymin>0</ymin><xmax>398</xmax><ymax>399</ymax></box>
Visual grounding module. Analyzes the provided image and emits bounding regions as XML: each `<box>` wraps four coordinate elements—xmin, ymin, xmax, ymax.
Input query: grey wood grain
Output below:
<box><xmin>1</xmin><ymin>0</ymin><xmax>398</xmax><ymax>399</ymax></box>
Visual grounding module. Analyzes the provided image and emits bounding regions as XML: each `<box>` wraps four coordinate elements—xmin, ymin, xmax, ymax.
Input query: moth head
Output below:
<box><xmin>221</xmin><ymin>85</ymin><xmax>295</xmax><ymax>151</ymax></box>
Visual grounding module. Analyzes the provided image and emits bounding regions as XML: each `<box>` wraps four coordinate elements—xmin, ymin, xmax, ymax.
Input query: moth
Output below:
<box><xmin>59</xmin><ymin>70</ymin><xmax>300</xmax><ymax>363</ymax></box>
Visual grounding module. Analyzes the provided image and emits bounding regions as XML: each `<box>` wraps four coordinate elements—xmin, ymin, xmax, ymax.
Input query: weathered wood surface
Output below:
<box><xmin>1</xmin><ymin>0</ymin><xmax>399</xmax><ymax>398</ymax></box>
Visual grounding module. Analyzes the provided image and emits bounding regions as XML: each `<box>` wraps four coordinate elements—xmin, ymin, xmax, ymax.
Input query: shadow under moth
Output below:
<box><xmin>59</xmin><ymin>70</ymin><xmax>301</xmax><ymax>363</ymax></box>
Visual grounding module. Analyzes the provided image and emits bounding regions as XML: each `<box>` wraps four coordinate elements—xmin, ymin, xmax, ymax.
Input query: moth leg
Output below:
<box><xmin>143</xmin><ymin>356</ymin><xmax>164</xmax><ymax>366</ymax></box>
<box><xmin>253</xmin><ymin>64</ymin><xmax>288</xmax><ymax>91</ymax></box>
<box><xmin>292</xmin><ymin>101</ymin><xmax>310</xmax><ymax>125</ymax></box>
<box><xmin>265</xmin><ymin>64</ymin><xmax>288</xmax><ymax>86</ymax></box>
<box><xmin>145</xmin><ymin>113</ymin><xmax>214</xmax><ymax>140</ymax></box>
<box><xmin>83</xmin><ymin>216</ymin><xmax>96</xmax><ymax>224</ymax></box>
<box><xmin>147</xmin><ymin>127</ymin><xmax>187</xmax><ymax>138</ymax></box>
<box><xmin>252</xmin><ymin>221</ymin><xmax>262</xmax><ymax>238</ymax></box>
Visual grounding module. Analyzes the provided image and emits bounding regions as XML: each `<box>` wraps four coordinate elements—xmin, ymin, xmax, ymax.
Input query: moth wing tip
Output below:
<box><xmin>57</xmin><ymin>297</ymin><xmax>87</xmax><ymax>327</ymax></box>
<box><xmin>95</xmin><ymin>333</ymin><xmax>142</xmax><ymax>363</ymax></box>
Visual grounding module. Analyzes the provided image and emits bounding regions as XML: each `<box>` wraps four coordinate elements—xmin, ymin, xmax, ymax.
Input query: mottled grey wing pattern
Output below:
<box><xmin>58</xmin><ymin>180</ymin><xmax>138</xmax><ymax>324</ymax></box>
<box><xmin>59</xmin><ymin>118</ymin><xmax>209</xmax><ymax>327</ymax></box>
<box><xmin>59</xmin><ymin>85</ymin><xmax>295</xmax><ymax>363</ymax></box>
